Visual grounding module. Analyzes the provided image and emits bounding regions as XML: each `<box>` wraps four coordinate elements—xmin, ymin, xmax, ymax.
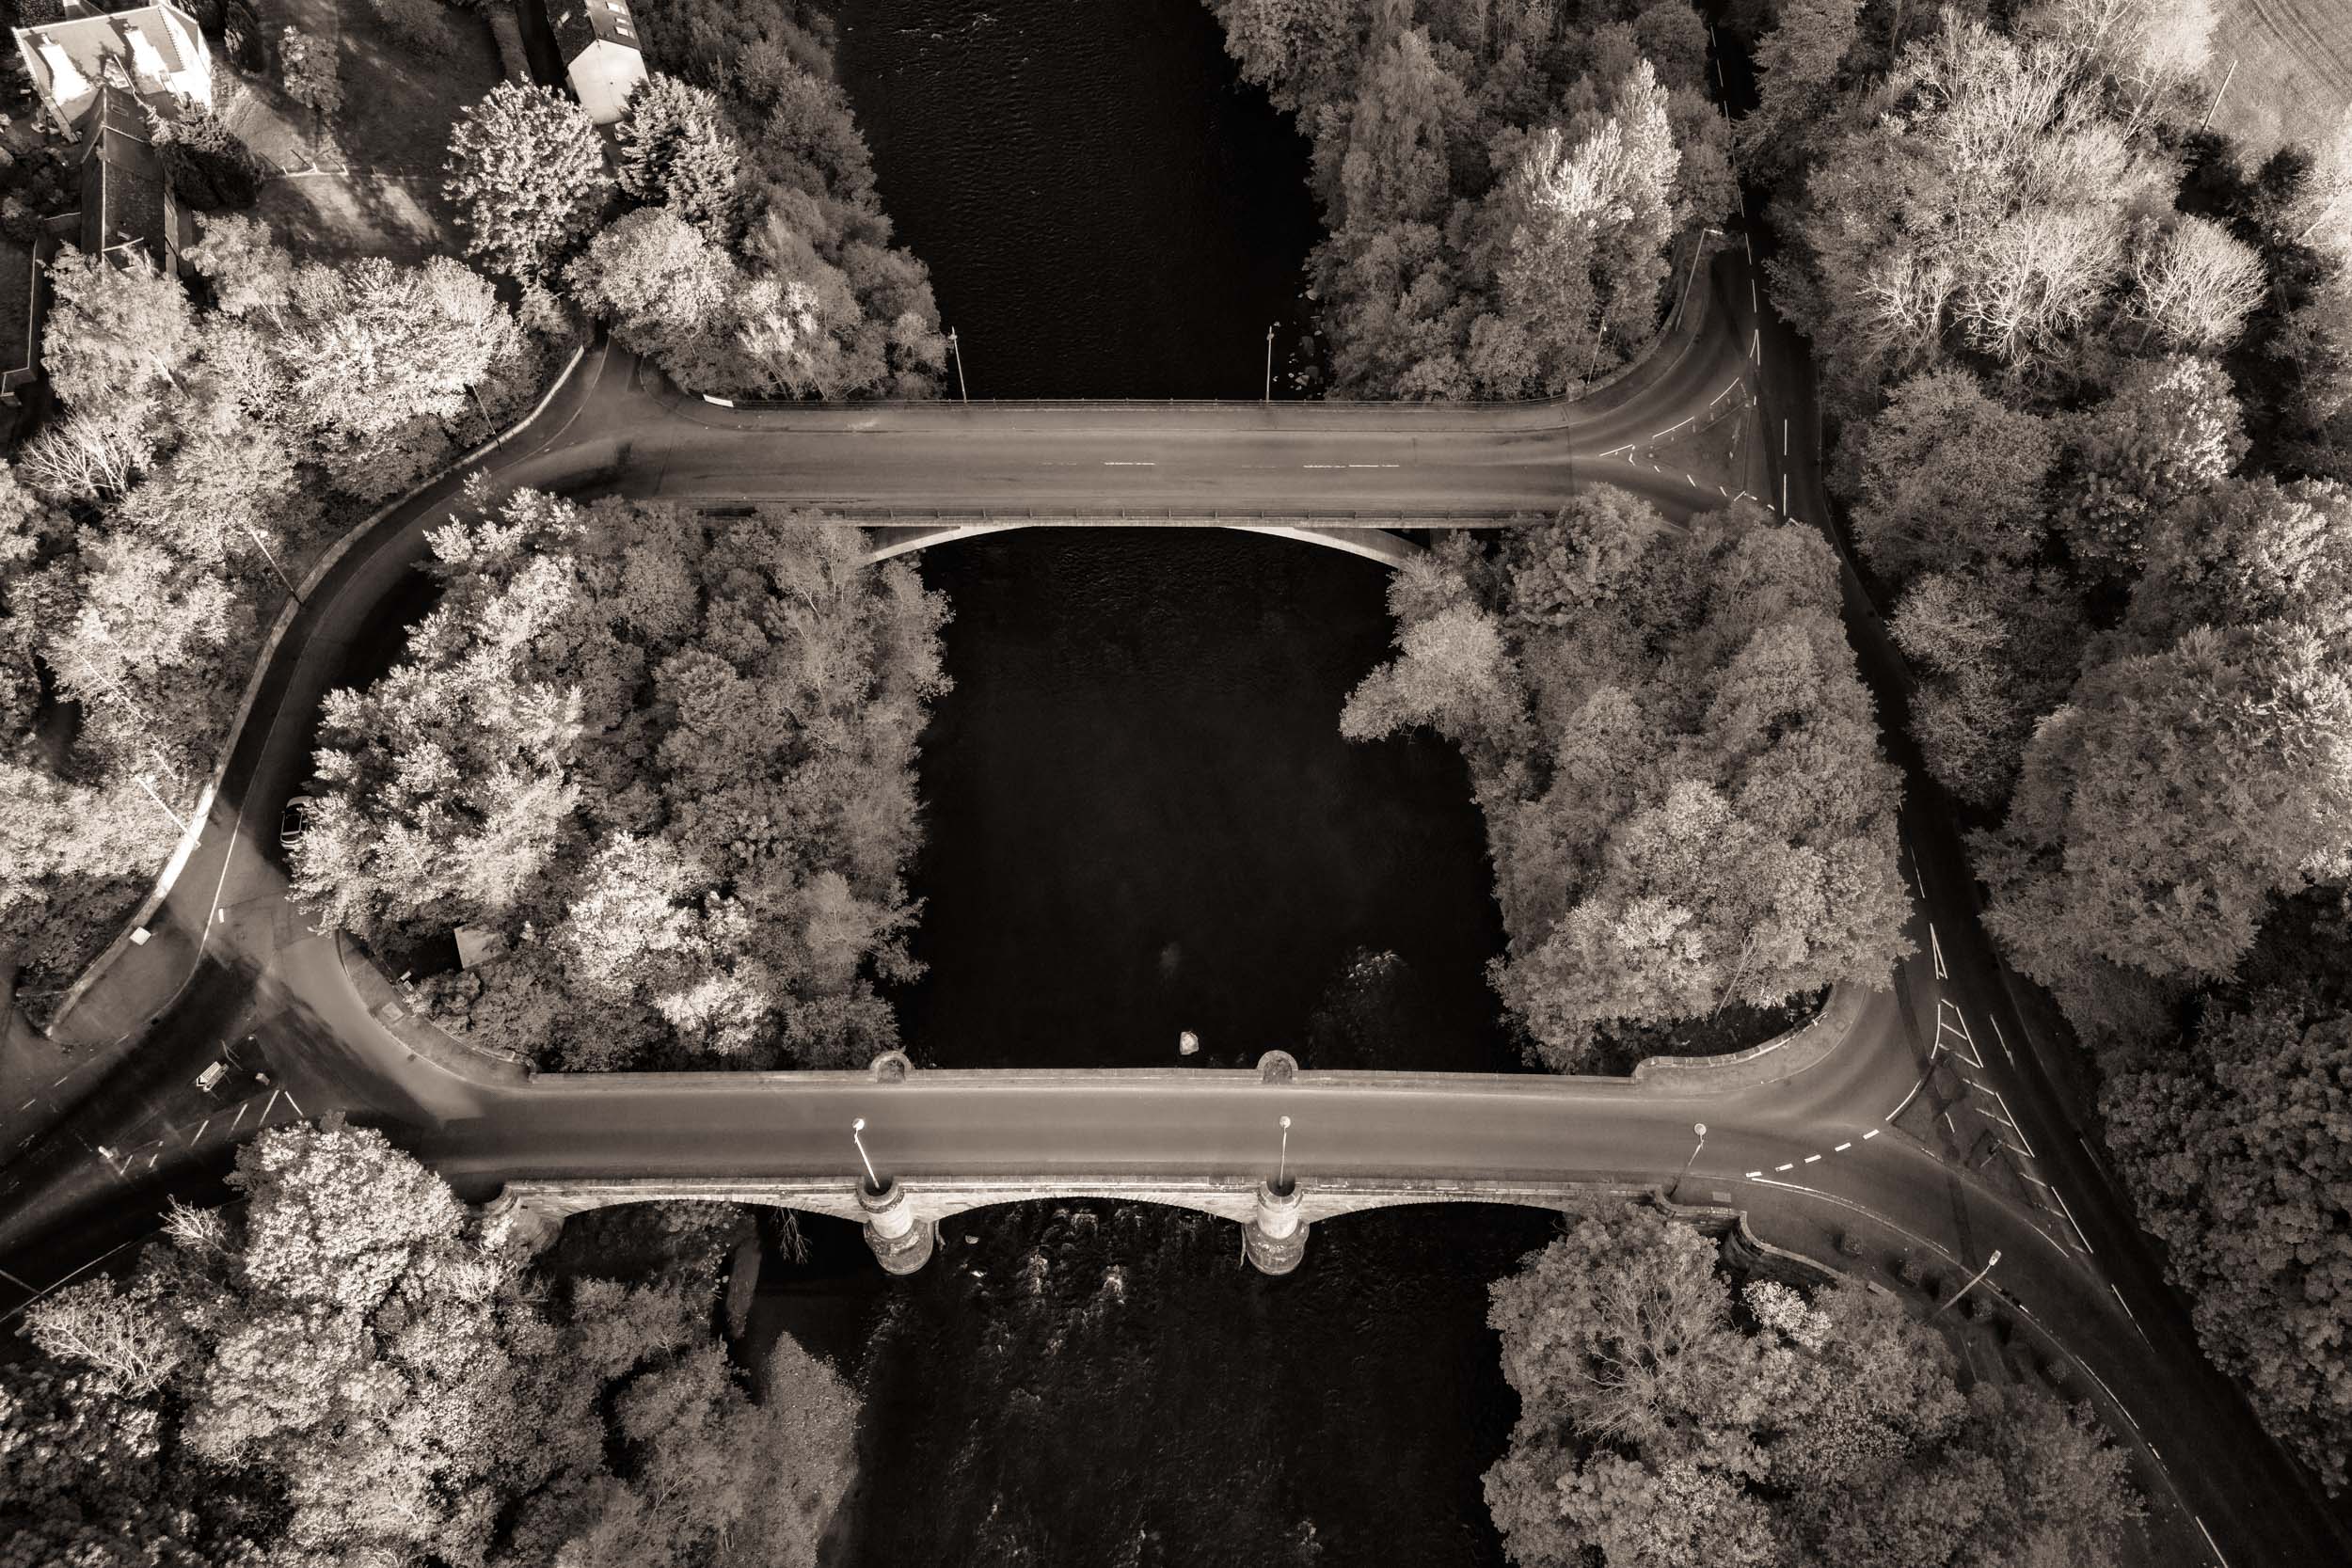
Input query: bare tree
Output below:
<box><xmin>17</xmin><ymin>402</ymin><xmax>159</xmax><ymax>501</ymax></box>
<box><xmin>2131</xmin><ymin>214</ymin><xmax>2265</xmax><ymax>351</ymax></box>
<box><xmin>21</xmin><ymin>1276</ymin><xmax>187</xmax><ymax>1395</ymax></box>
<box><xmin>1959</xmin><ymin>206</ymin><xmax>2120</xmax><ymax>362</ymax></box>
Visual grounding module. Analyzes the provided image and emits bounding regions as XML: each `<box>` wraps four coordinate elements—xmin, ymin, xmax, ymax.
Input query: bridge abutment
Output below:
<box><xmin>859</xmin><ymin>1178</ymin><xmax>936</xmax><ymax>1275</ymax></box>
<box><xmin>1244</xmin><ymin>1180</ymin><xmax>1308</xmax><ymax>1275</ymax></box>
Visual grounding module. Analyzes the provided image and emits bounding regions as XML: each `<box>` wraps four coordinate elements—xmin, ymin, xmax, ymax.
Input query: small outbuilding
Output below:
<box><xmin>545</xmin><ymin>0</ymin><xmax>646</xmax><ymax>125</ymax></box>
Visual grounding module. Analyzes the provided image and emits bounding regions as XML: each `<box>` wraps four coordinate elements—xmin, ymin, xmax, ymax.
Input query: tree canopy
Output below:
<box><xmin>2</xmin><ymin>214</ymin><xmax>567</xmax><ymax>1015</ymax></box>
<box><xmin>2102</xmin><ymin>972</ymin><xmax>2352</xmax><ymax>1494</ymax></box>
<box><xmin>1486</xmin><ymin>1209</ymin><xmax>2143</xmax><ymax>1567</ymax></box>
<box><xmin>290</xmin><ymin>486</ymin><xmax>949</xmax><ymax>1070</ymax></box>
<box><xmin>1342</xmin><ymin>492</ymin><xmax>1908</xmax><ymax>1068</ymax></box>
<box><xmin>4</xmin><ymin>1121</ymin><xmax>857</xmax><ymax>1568</ymax></box>
<box><xmin>1211</xmin><ymin>0</ymin><xmax>1733</xmax><ymax>398</ymax></box>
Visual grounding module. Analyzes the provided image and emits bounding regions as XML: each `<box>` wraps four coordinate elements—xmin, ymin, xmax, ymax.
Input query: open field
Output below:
<box><xmin>221</xmin><ymin>0</ymin><xmax>506</xmax><ymax>258</ymax></box>
<box><xmin>2207</xmin><ymin>0</ymin><xmax>2352</xmax><ymax>156</ymax></box>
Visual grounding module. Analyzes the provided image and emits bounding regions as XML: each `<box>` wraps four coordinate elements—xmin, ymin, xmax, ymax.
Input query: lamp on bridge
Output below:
<box><xmin>851</xmin><ymin>1117</ymin><xmax>881</xmax><ymax>1192</ymax></box>
<box><xmin>1671</xmin><ymin>1122</ymin><xmax>1707</xmax><ymax>1202</ymax></box>
<box><xmin>850</xmin><ymin>1116</ymin><xmax>934</xmax><ymax>1275</ymax></box>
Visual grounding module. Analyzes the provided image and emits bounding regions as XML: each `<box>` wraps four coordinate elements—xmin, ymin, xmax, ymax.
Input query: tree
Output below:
<box><xmin>278</xmin><ymin>25</ymin><xmax>342</xmax><ymax>116</ymax></box>
<box><xmin>1888</xmin><ymin>563</ymin><xmax>2081</xmax><ymax>806</ymax></box>
<box><xmin>301</xmin><ymin>490</ymin><xmax>950</xmax><ymax>1069</ymax></box>
<box><xmin>1484</xmin><ymin>1209</ymin><xmax>2142</xmax><ymax>1568</ymax></box>
<box><xmin>2103</xmin><ymin>982</ymin><xmax>2352</xmax><ymax>1492</ymax></box>
<box><xmin>1770</xmin><ymin>15</ymin><xmax>2172</xmax><ymax>416</ymax></box>
<box><xmin>1742</xmin><ymin>0</ymin><xmax>1864</xmax><ymax>179</ymax></box>
<box><xmin>1847</xmin><ymin>368</ymin><xmax>2055</xmax><ymax>583</ymax></box>
<box><xmin>1343</xmin><ymin>494</ymin><xmax>1909</xmax><ymax>1069</ymax></box>
<box><xmin>2130</xmin><ymin>214</ymin><xmax>2265</xmax><ymax>352</ymax></box>
<box><xmin>616</xmin><ymin>73</ymin><xmax>744</xmax><ymax>240</ymax></box>
<box><xmin>2057</xmin><ymin>354</ymin><xmax>2247</xmax><ymax>578</ymax></box>
<box><xmin>568</xmin><ymin>206</ymin><xmax>739</xmax><ymax>381</ymax></box>
<box><xmin>1979</xmin><ymin>624</ymin><xmax>2352</xmax><ymax>1002</ymax></box>
<box><xmin>151</xmin><ymin>104</ymin><xmax>266</xmax><ymax>211</ymax></box>
<box><xmin>444</xmin><ymin>81</ymin><xmax>611</xmax><ymax>278</ymax></box>
<box><xmin>19</xmin><ymin>1276</ymin><xmax>188</xmax><ymax>1397</ymax></box>
<box><xmin>41</xmin><ymin>248</ymin><xmax>196</xmax><ymax>406</ymax></box>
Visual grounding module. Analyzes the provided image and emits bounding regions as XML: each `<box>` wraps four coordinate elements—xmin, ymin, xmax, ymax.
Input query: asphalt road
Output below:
<box><xmin>1</xmin><ymin>250</ymin><xmax>2344</xmax><ymax>1565</ymax></box>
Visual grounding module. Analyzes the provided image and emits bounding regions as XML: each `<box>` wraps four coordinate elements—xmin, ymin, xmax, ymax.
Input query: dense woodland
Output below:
<box><xmin>441</xmin><ymin>0</ymin><xmax>946</xmax><ymax>397</ymax></box>
<box><xmin>0</xmin><ymin>219</ymin><xmax>571</xmax><ymax>1013</ymax></box>
<box><xmin>1209</xmin><ymin>0</ymin><xmax>1736</xmax><ymax>396</ymax></box>
<box><xmin>1486</xmin><ymin>1210</ymin><xmax>2143</xmax><ymax>1566</ymax></box>
<box><xmin>1343</xmin><ymin>491</ymin><xmax>1908</xmax><ymax>1069</ymax></box>
<box><xmin>1</xmin><ymin>0</ymin><xmax>940</xmax><ymax>1012</ymax></box>
<box><xmin>288</xmin><ymin>491</ymin><xmax>948</xmax><ymax>1071</ymax></box>
<box><xmin>0</xmin><ymin>1121</ymin><xmax>853</xmax><ymax>1568</ymax></box>
<box><xmin>1740</xmin><ymin>0</ymin><xmax>2352</xmax><ymax>1493</ymax></box>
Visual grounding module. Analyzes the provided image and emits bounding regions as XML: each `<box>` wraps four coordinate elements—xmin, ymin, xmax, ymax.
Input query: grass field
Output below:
<box><xmin>2206</xmin><ymin>0</ymin><xmax>2352</xmax><ymax>157</ymax></box>
<box><xmin>220</xmin><ymin>0</ymin><xmax>506</xmax><ymax>260</ymax></box>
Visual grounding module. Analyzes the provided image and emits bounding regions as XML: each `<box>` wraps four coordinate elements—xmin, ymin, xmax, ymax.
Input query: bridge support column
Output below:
<box><xmin>859</xmin><ymin>1178</ymin><xmax>934</xmax><ymax>1275</ymax></box>
<box><xmin>1244</xmin><ymin>1180</ymin><xmax>1308</xmax><ymax>1275</ymax></box>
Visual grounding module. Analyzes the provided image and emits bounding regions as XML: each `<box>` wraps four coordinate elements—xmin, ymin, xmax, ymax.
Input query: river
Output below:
<box><xmin>748</xmin><ymin>6</ymin><xmax>1561</xmax><ymax>1564</ymax></box>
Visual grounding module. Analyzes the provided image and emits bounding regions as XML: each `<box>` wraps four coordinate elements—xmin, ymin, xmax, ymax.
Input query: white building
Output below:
<box><xmin>547</xmin><ymin>0</ymin><xmax>645</xmax><ymax>126</ymax></box>
<box><xmin>11</xmin><ymin>0</ymin><xmax>211</xmax><ymax>141</ymax></box>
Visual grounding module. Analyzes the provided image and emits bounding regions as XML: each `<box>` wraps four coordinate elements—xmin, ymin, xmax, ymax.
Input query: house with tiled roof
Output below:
<box><xmin>74</xmin><ymin>83</ymin><xmax>190</xmax><ymax>274</ymax></box>
<box><xmin>545</xmin><ymin>0</ymin><xmax>646</xmax><ymax>125</ymax></box>
<box><xmin>11</xmin><ymin>0</ymin><xmax>211</xmax><ymax>142</ymax></box>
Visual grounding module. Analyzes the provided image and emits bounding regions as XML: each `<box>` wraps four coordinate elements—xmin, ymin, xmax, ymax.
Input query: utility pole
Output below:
<box><xmin>134</xmin><ymin>771</ymin><xmax>188</xmax><ymax>834</ymax></box>
<box><xmin>1264</xmin><ymin>324</ymin><xmax>1275</xmax><ymax>403</ymax></box>
<box><xmin>1935</xmin><ymin>1249</ymin><xmax>2002</xmax><ymax>1316</ymax></box>
<box><xmin>2200</xmin><ymin>57</ymin><xmax>2236</xmax><ymax>133</ymax></box>
<box><xmin>1671</xmin><ymin>1122</ymin><xmax>1707</xmax><ymax>1201</ymax></box>
<box><xmin>946</xmin><ymin>328</ymin><xmax>968</xmax><ymax>404</ymax></box>
<box><xmin>244</xmin><ymin>524</ymin><xmax>302</xmax><ymax>604</ymax></box>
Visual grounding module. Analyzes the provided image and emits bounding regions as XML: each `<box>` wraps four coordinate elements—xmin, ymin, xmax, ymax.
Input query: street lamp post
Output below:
<box><xmin>1264</xmin><ymin>324</ymin><xmax>1275</xmax><ymax>403</ymax></box>
<box><xmin>1672</xmin><ymin>228</ymin><xmax>1723</xmax><ymax>334</ymax></box>
<box><xmin>244</xmin><ymin>523</ymin><xmax>302</xmax><ymax>604</ymax></box>
<box><xmin>1277</xmin><ymin>1114</ymin><xmax>1292</xmax><ymax>1192</ymax></box>
<box><xmin>850</xmin><ymin>1117</ymin><xmax>881</xmax><ymax>1191</ymax></box>
<box><xmin>946</xmin><ymin>328</ymin><xmax>968</xmax><ymax>404</ymax></box>
<box><xmin>1934</xmin><ymin>1249</ymin><xmax>2002</xmax><ymax>1316</ymax></box>
<box><xmin>1672</xmin><ymin>1122</ymin><xmax>1707</xmax><ymax>1200</ymax></box>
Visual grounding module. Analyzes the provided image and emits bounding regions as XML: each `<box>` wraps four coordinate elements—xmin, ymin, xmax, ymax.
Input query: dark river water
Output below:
<box><xmin>745</xmin><ymin>7</ymin><xmax>1560</xmax><ymax>1564</ymax></box>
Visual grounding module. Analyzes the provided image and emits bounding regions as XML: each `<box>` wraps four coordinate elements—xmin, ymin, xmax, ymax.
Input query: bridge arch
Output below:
<box><xmin>860</xmin><ymin>520</ymin><xmax>1428</xmax><ymax>568</ymax></box>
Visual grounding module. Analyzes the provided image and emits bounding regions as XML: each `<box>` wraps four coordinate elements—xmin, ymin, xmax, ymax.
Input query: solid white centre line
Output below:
<box><xmin>2196</xmin><ymin>1516</ymin><xmax>2231</xmax><ymax>1568</ymax></box>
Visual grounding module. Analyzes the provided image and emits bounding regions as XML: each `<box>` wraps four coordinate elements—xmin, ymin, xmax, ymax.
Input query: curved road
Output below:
<box><xmin>1</xmin><ymin>255</ymin><xmax>2344</xmax><ymax>1566</ymax></box>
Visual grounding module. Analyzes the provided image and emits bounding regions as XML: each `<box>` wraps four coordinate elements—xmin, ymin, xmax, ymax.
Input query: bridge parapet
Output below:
<box><xmin>480</xmin><ymin>1172</ymin><xmax>1667</xmax><ymax>1273</ymax></box>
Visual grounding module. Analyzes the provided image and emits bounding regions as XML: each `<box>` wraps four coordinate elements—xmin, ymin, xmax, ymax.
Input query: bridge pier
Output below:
<box><xmin>859</xmin><ymin>1178</ymin><xmax>935</xmax><ymax>1275</ymax></box>
<box><xmin>1244</xmin><ymin>1180</ymin><xmax>1308</xmax><ymax>1275</ymax></box>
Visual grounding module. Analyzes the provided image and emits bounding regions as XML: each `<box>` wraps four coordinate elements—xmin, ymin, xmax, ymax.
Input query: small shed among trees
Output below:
<box><xmin>544</xmin><ymin>0</ymin><xmax>645</xmax><ymax>125</ymax></box>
